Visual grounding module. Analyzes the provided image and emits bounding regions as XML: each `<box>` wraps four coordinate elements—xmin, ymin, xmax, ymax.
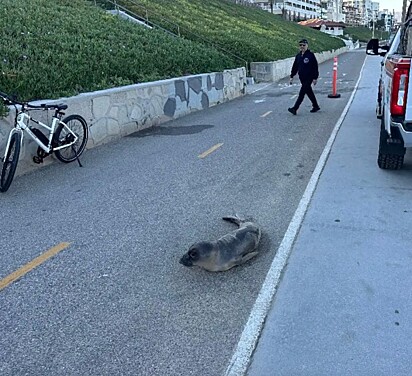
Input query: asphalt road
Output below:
<box><xmin>0</xmin><ymin>50</ymin><xmax>366</xmax><ymax>376</ymax></box>
<box><xmin>247</xmin><ymin>55</ymin><xmax>412</xmax><ymax>376</ymax></box>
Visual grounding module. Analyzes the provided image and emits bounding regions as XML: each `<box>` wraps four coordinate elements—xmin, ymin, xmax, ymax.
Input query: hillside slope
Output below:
<box><xmin>0</xmin><ymin>0</ymin><xmax>237</xmax><ymax>102</ymax></box>
<box><xmin>0</xmin><ymin>0</ymin><xmax>345</xmax><ymax>105</ymax></box>
<box><xmin>98</xmin><ymin>0</ymin><xmax>345</xmax><ymax>62</ymax></box>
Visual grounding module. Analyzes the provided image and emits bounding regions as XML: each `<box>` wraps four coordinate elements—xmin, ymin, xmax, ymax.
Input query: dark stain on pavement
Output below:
<box><xmin>129</xmin><ymin>124</ymin><xmax>214</xmax><ymax>137</ymax></box>
<box><xmin>257</xmin><ymin>92</ymin><xmax>297</xmax><ymax>98</ymax></box>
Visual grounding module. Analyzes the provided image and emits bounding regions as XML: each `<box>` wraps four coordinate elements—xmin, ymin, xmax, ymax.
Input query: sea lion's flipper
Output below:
<box><xmin>222</xmin><ymin>215</ymin><xmax>244</xmax><ymax>226</ymax></box>
<box><xmin>240</xmin><ymin>251</ymin><xmax>259</xmax><ymax>264</ymax></box>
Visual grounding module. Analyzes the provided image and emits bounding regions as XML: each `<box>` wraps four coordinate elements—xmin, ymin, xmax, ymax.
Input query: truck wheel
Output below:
<box><xmin>377</xmin><ymin>128</ymin><xmax>405</xmax><ymax>170</ymax></box>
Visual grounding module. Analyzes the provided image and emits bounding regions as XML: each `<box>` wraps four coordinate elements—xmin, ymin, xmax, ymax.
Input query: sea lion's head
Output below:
<box><xmin>179</xmin><ymin>241</ymin><xmax>215</xmax><ymax>268</ymax></box>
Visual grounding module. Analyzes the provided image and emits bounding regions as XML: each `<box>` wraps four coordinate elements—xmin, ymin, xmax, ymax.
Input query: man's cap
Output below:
<box><xmin>299</xmin><ymin>39</ymin><xmax>308</xmax><ymax>44</ymax></box>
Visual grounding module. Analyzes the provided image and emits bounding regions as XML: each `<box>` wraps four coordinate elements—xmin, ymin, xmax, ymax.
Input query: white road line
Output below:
<box><xmin>224</xmin><ymin>55</ymin><xmax>367</xmax><ymax>376</ymax></box>
<box><xmin>290</xmin><ymin>94</ymin><xmax>298</xmax><ymax>99</ymax></box>
<box><xmin>248</xmin><ymin>83</ymin><xmax>274</xmax><ymax>94</ymax></box>
<box><xmin>260</xmin><ymin>111</ymin><xmax>272</xmax><ymax>118</ymax></box>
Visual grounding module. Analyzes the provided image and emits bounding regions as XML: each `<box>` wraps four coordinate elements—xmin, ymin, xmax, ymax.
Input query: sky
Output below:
<box><xmin>378</xmin><ymin>0</ymin><xmax>403</xmax><ymax>13</ymax></box>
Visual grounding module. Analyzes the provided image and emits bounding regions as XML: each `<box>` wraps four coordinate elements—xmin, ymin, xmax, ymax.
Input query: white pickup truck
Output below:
<box><xmin>367</xmin><ymin>3</ymin><xmax>412</xmax><ymax>169</ymax></box>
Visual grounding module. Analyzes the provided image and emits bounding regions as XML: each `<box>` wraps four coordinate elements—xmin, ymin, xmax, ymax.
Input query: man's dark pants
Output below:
<box><xmin>292</xmin><ymin>79</ymin><xmax>319</xmax><ymax>110</ymax></box>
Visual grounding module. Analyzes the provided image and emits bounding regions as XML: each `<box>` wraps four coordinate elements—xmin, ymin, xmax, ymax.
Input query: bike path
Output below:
<box><xmin>0</xmin><ymin>51</ymin><xmax>368</xmax><ymax>376</ymax></box>
<box><xmin>246</xmin><ymin>56</ymin><xmax>412</xmax><ymax>375</ymax></box>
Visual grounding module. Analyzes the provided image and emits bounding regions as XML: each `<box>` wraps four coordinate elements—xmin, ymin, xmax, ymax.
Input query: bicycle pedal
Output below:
<box><xmin>33</xmin><ymin>156</ymin><xmax>43</xmax><ymax>164</ymax></box>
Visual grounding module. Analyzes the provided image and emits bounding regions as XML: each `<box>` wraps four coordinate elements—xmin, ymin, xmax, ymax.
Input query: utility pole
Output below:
<box><xmin>402</xmin><ymin>0</ymin><xmax>408</xmax><ymax>22</ymax></box>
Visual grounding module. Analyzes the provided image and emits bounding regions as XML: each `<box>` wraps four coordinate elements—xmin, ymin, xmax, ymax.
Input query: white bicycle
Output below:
<box><xmin>0</xmin><ymin>91</ymin><xmax>88</xmax><ymax>192</ymax></box>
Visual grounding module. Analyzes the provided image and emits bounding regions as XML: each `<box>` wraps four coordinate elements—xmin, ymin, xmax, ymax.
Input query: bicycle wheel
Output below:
<box><xmin>54</xmin><ymin>114</ymin><xmax>88</xmax><ymax>163</ymax></box>
<box><xmin>0</xmin><ymin>132</ymin><xmax>21</xmax><ymax>192</ymax></box>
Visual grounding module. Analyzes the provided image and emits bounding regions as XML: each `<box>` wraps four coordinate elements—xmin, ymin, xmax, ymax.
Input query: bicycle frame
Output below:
<box><xmin>2</xmin><ymin>110</ymin><xmax>79</xmax><ymax>160</ymax></box>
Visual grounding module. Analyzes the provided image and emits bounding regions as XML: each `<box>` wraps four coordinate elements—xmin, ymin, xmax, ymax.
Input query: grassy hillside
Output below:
<box><xmin>345</xmin><ymin>26</ymin><xmax>390</xmax><ymax>42</ymax></box>
<box><xmin>0</xmin><ymin>0</ymin><xmax>344</xmax><ymax>108</ymax></box>
<box><xmin>96</xmin><ymin>0</ymin><xmax>345</xmax><ymax>62</ymax></box>
<box><xmin>0</xmin><ymin>0</ymin><xmax>237</xmax><ymax>103</ymax></box>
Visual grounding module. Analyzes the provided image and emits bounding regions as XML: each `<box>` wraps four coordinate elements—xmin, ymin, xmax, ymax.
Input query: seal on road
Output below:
<box><xmin>179</xmin><ymin>215</ymin><xmax>261</xmax><ymax>272</ymax></box>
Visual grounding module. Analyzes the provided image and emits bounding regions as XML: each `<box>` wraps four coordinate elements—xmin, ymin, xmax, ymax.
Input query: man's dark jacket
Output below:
<box><xmin>290</xmin><ymin>49</ymin><xmax>319</xmax><ymax>82</ymax></box>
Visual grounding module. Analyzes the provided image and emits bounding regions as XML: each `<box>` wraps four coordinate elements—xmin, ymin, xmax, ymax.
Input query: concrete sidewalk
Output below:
<box><xmin>246</xmin><ymin>55</ymin><xmax>412</xmax><ymax>375</ymax></box>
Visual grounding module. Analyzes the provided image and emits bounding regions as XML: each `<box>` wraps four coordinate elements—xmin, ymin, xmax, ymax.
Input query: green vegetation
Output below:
<box><xmin>0</xmin><ymin>0</ymin><xmax>236</xmax><ymax>103</ymax></box>
<box><xmin>344</xmin><ymin>26</ymin><xmax>390</xmax><ymax>42</ymax></box>
<box><xmin>96</xmin><ymin>0</ymin><xmax>345</xmax><ymax>63</ymax></box>
<box><xmin>0</xmin><ymin>0</ymin><xmax>344</xmax><ymax>109</ymax></box>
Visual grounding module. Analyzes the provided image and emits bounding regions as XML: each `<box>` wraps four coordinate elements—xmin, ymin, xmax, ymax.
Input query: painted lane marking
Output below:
<box><xmin>248</xmin><ymin>83</ymin><xmax>274</xmax><ymax>94</ymax></box>
<box><xmin>198</xmin><ymin>143</ymin><xmax>224</xmax><ymax>159</ymax></box>
<box><xmin>0</xmin><ymin>242</ymin><xmax>71</xmax><ymax>291</ymax></box>
<box><xmin>290</xmin><ymin>94</ymin><xmax>298</xmax><ymax>100</ymax></box>
<box><xmin>254</xmin><ymin>99</ymin><xmax>265</xmax><ymax>104</ymax></box>
<box><xmin>260</xmin><ymin>111</ymin><xmax>272</xmax><ymax>118</ymax></box>
<box><xmin>224</xmin><ymin>55</ymin><xmax>367</xmax><ymax>376</ymax></box>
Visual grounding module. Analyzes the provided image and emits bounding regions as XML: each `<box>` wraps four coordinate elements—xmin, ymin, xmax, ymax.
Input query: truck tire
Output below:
<box><xmin>377</xmin><ymin>128</ymin><xmax>405</xmax><ymax>170</ymax></box>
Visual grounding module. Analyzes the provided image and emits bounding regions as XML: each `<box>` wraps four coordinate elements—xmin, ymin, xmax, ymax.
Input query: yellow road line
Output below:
<box><xmin>0</xmin><ymin>242</ymin><xmax>70</xmax><ymax>291</ymax></box>
<box><xmin>261</xmin><ymin>111</ymin><xmax>272</xmax><ymax>118</ymax></box>
<box><xmin>198</xmin><ymin>143</ymin><xmax>224</xmax><ymax>159</ymax></box>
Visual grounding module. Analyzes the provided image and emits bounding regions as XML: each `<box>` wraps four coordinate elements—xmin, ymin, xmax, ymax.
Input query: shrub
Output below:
<box><xmin>0</xmin><ymin>0</ymin><xmax>237</xmax><ymax>103</ymax></box>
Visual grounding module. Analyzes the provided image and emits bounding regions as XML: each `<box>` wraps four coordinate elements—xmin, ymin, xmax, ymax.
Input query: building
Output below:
<box><xmin>251</xmin><ymin>0</ymin><xmax>348</xmax><ymax>23</ymax></box>
<box><xmin>250</xmin><ymin>0</ymin><xmax>322</xmax><ymax>21</ymax></box>
<box><xmin>299</xmin><ymin>18</ymin><xmax>346</xmax><ymax>35</ymax></box>
<box><xmin>249</xmin><ymin>0</ymin><xmax>392</xmax><ymax>28</ymax></box>
<box><xmin>342</xmin><ymin>1</ymin><xmax>364</xmax><ymax>25</ymax></box>
<box><xmin>379</xmin><ymin>9</ymin><xmax>395</xmax><ymax>31</ymax></box>
<box><xmin>323</xmin><ymin>0</ymin><xmax>346</xmax><ymax>22</ymax></box>
<box><xmin>341</xmin><ymin>0</ymin><xmax>382</xmax><ymax>26</ymax></box>
<box><xmin>247</xmin><ymin>1</ymin><xmax>282</xmax><ymax>14</ymax></box>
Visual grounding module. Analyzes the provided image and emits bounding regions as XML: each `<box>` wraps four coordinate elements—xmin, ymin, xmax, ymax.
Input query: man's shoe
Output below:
<box><xmin>288</xmin><ymin>107</ymin><xmax>297</xmax><ymax>115</ymax></box>
<box><xmin>310</xmin><ymin>106</ymin><xmax>320</xmax><ymax>113</ymax></box>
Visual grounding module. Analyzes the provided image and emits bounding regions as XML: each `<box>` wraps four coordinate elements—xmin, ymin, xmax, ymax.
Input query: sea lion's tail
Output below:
<box><xmin>222</xmin><ymin>215</ymin><xmax>246</xmax><ymax>226</ymax></box>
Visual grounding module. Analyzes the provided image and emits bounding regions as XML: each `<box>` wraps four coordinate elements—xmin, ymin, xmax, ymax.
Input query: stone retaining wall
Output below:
<box><xmin>0</xmin><ymin>67</ymin><xmax>246</xmax><ymax>176</ymax></box>
<box><xmin>250</xmin><ymin>46</ymin><xmax>349</xmax><ymax>82</ymax></box>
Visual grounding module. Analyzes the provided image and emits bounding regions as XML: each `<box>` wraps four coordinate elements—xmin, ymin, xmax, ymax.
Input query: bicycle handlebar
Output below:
<box><xmin>0</xmin><ymin>90</ymin><xmax>23</xmax><ymax>106</ymax></box>
<box><xmin>0</xmin><ymin>91</ymin><xmax>67</xmax><ymax>111</ymax></box>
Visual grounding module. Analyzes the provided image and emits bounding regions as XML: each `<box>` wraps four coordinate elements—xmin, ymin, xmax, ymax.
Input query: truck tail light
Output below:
<box><xmin>391</xmin><ymin>66</ymin><xmax>409</xmax><ymax>116</ymax></box>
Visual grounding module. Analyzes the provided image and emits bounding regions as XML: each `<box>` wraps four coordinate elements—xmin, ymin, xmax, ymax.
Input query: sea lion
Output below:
<box><xmin>179</xmin><ymin>215</ymin><xmax>261</xmax><ymax>272</ymax></box>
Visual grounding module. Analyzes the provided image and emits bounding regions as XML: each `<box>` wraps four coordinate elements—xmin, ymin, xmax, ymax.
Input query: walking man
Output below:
<box><xmin>288</xmin><ymin>39</ymin><xmax>320</xmax><ymax>115</ymax></box>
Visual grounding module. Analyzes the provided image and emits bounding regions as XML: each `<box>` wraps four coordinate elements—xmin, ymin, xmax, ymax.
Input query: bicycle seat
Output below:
<box><xmin>55</xmin><ymin>103</ymin><xmax>68</xmax><ymax>111</ymax></box>
<box><xmin>36</xmin><ymin>103</ymin><xmax>68</xmax><ymax>111</ymax></box>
